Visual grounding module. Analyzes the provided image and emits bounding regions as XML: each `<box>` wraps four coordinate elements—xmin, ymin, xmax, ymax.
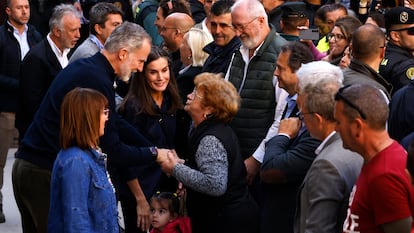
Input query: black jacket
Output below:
<box><xmin>0</xmin><ymin>22</ymin><xmax>42</xmax><ymax>112</ymax></box>
<box><xmin>202</xmin><ymin>36</ymin><xmax>241</xmax><ymax>75</ymax></box>
<box><xmin>15</xmin><ymin>38</ymin><xmax>62</xmax><ymax>140</ymax></box>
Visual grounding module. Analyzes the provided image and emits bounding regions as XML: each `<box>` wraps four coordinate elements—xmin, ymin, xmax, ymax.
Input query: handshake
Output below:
<box><xmin>155</xmin><ymin>148</ymin><xmax>185</xmax><ymax>176</ymax></box>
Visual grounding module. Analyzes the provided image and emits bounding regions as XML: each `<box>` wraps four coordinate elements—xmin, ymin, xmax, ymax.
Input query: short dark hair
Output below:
<box><xmin>280</xmin><ymin>42</ymin><xmax>314</xmax><ymax>72</ymax></box>
<box><xmin>334</xmin><ymin>84</ymin><xmax>388</xmax><ymax>130</ymax></box>
<box><xmin>351</xmin><ymin>23</ymin><xmax>385</xmax><ymax>60</ymax></box>
<box><xmin>89</xmin><ymin>2</ymin><xmax>124</xmax><ymax>35</ymax></box>
<box><xmin>210</xmin><ymin>0</ymin><xmax>235</xmax><ymax>16</ymax></box>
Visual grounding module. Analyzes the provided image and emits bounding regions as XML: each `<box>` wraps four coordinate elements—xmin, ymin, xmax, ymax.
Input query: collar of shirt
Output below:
<box><xmin>89</xmin><ymin>34</ymin><xmax>104</xmax><ymax>51</ymax></box>
<box><xmin>315</xmin><ymin>131</ymin><xmax>336</xmax><ymax>155</ymax></box>
<box><xmin>239</xmin><ymin>40</ymin><xmax>264</xmax><ymax>63</ymax></box>
<box><xmin>8</xmin><ymin>21</ymin><xmax>30</xmax><ymax>59</ymax></box>
<box><xmin>47</xmin><ymin>33</ymin><xmax>70</xmax><ymax>68</ymax></box>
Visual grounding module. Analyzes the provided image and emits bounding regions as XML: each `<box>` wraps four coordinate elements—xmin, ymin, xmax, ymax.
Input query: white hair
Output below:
<box><xmin>296</xmin><ymin>61</ymin><xmax>343</xmax><ymax>92</ymax></box>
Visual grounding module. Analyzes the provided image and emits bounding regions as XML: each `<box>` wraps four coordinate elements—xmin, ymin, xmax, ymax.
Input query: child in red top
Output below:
<box><xmin>149</xmin><ymin>192</ymin><xmax>191</xmax><ymax>233</ymax></box>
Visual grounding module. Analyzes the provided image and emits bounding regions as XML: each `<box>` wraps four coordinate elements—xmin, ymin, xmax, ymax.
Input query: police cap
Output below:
<box><xmin>385</xmin><ymin>6</ymin><xmax>414</xmax><ymax>31</ymax></box>
<box><xmin>281</xmin><ymin>2</ymin><xmax>307</xmax><ymax>19</ymax></box>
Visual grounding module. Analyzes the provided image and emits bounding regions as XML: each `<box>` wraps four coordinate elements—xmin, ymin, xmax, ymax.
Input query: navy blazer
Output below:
<box><xmin>260</xmin><ymin>127</ymin><xmax>321</xmax><ymax>233</ymax></box>
<box><xmin>16</xmin><ymin>38</ymin><xmax>62</xmax><ymax>140</ymax></box>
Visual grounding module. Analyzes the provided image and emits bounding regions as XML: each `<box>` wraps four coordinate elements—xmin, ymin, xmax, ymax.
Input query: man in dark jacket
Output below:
<box><xmin>15</xmin><ymin>4</ymin><xmax>81</xmax><ymax>142</ymax></box>
<box><xmin>343</xmin><ymin>23</ymin><xmax>392</xmax><ymax>99</ymax></box>
<box><xmin>0</xmin><ymin>0</ymin><xmax>41</xmax><ymax>223</ymax></box>
<box><xmin>12</xmin><ymin>22</ymin><xmax>171</xmax><ymax>233</ymax></box>
<box><xmin>201</xmin><ymin>0</ymin><xmax>241</xmax><ymax>75</ymax></box>
<box><xmin>379</xmin><ymin>6</ymin><xmax>414</xmax><ymax>95</ymax></box>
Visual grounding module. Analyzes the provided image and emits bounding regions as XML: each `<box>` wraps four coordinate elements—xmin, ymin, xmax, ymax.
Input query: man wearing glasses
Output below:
<box><xmin>335</xmin><ymin>84</ymin><xmax>414</xmax><ymax>233</ymax></box>
<box><xmin>379</xmin><ymin>6</ymin><xmax>414</xmax><ymax>95</ymax></box>
<box><xmin>293</xmin><ymin>62</ymin><xmax>363</xmax><ymax>233</ymax></box>
<box><xmin>224</xmin><ymin>0</ymin><xmax>286</xmax><ymax>205</ymax></box>
<box><xmin>258</xmin><ymin>42</ymin><xmax>321</xmax><ymax>233</ymax></box>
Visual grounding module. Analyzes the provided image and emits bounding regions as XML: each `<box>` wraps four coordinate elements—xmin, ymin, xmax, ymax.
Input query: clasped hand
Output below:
<box><xmin>156</xmin><ymin>149</ymin><xmax>184</xmax><ymax>175</ymax></box>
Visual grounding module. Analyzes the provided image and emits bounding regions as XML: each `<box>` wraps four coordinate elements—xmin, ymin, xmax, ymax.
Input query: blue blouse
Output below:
<box><xmin>48</xmin><ymin>147</ymin><xmax>118</xmax><ymax>233</ymax></box>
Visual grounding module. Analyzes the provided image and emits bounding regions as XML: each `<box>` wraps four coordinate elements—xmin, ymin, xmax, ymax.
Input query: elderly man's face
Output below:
<box><xmin>231</xmin><ymin>8</ymin><xmax>263</xmax><ymax>49</ymax></box>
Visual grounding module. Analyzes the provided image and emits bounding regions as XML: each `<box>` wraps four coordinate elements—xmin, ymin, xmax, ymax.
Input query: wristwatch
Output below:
<box><xmin>149</xmin><ymin>146</ymin><xmax>158</xmax><ymax>159</ymax></box>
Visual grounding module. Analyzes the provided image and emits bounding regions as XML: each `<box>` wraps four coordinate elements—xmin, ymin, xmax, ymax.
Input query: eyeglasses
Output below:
<box><xmin>191</xmin><ymin>88</ymin><xmax>203</xmax><ymax>99</ymax></box>
<box><xmin>297</xmin><ymin>111</ymin><xmax>315</xmax><ymax>121</ymax></box>
<box><xmin>103</xmin><ymin>108</ymin><xmax>110</xmax><ymax>117</ymax></box>
<box><xmin>326</xmin><ymin>33</ymin><xmax>346</xmax><ymax>42</ymax></box>
<box><xmin>392</xmin><ymin>26</ymin><xmax>414</xmax><ymax>35</ymax></box>
<box><xmin>334</xmin><ymin>85</ymin><xmax>366</xmax><ymax>120</ymax></box>
<box><xmin>159</xmin><ymin>26</ymin><xmax>177</xmax><ymax>33</ymax></box>
<box><xmin>232</xmin><ymin>17</ymin><xmax>258</xmax><ymax>31</ymax></box>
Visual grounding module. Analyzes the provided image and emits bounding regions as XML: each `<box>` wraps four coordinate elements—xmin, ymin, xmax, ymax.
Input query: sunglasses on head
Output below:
<box><xmin>334</xmin><ymin>85</ymin><xmax>366</xmax><ymax>120</ymax></box>
<box><xmin>392</xmin><ymin>26</ymin><xmax>414</xmax><ymax>35</ymax></box>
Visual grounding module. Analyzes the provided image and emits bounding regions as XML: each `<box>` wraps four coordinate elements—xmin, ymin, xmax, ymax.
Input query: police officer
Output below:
<box><xmin>379</xmin><ymin>6</ymin><xmax>414</xmax><ymax>96</ymax></box>
<box><xmin>279</xmin><ymin>1</ymin><xmax>309</xmax><ymax>41</ymax></box>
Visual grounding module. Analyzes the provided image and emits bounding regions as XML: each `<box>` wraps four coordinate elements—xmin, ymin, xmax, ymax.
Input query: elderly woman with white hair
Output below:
<box><xmin>177</xmin><ymin>27</ymin><xmax>213</xmax><ymax>104</ymax></box>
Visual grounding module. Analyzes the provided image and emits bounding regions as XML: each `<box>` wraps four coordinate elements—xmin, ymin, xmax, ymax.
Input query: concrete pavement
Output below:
<box><xmin>0</xmin><ymin>148</ymin><xmax>22</xmax><ymax>233</ymax></box>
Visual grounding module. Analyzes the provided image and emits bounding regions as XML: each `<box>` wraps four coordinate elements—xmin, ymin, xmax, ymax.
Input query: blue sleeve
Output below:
<box><xmin>261</xmin><ymin>130</ymin><xmax>320</xmax><ymax>183</ymax></box>
<box><xmin>59</xmin><ymin>156</ymin><xmax>94</xmax><ymax>232</ymax></box>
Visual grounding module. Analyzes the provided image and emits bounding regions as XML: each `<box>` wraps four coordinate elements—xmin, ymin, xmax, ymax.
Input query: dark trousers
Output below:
<box><xmin>12</xmin><ymin>158</ymin><xmax>51</xmax><ymax>233</ymax></box>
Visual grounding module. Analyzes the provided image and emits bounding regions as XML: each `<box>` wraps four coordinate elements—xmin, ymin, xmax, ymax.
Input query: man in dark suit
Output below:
<box><xmin>259</xmin><ymin>42</ymin><xmax>321</xmax><ymax>233</ymax></box>
<box><xmin>293</xmin><ymin>61</ymin><xmax>363</xmax><ymax>233</ymax></box>
<box><xmin>15</xmin><ymin>3</ymin><xmax>81</xmax><ymax>142</ymax></box>
<box><xmin>0</xmin><ymin>0</ymin><xmax>41</xmax><ymax>223</ymax></box>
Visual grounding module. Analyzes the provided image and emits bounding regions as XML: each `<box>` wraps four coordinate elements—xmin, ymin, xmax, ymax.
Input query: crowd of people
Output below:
<box><xmin>2</xmin><ymin>0</ymin><xmax>414</xmax><ymax>232</ymax></box>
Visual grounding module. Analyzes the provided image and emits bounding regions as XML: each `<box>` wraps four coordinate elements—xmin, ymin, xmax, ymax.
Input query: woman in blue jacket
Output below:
<box><xmin>48</xmin><ymin>87</ymin><xmax>118</xmax><ymax>233</ymax></box>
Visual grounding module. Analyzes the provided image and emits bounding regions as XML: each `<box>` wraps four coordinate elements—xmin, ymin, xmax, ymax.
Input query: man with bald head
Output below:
<box><xmin>160</xmin><ymin>12</ymin><xmax>195</xmax><ymax>77</ymax></box>
<box><xmin>343</xmin><ymin>23</ymin><xmax>392</xmax><ymax>98</ymax></box>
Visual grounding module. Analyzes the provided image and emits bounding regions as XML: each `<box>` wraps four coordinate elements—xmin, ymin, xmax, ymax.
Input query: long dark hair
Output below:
<box><xmin>119</xmin><ymin>46</ymin><xmax>182</xmax><ymax>116</ymax></box>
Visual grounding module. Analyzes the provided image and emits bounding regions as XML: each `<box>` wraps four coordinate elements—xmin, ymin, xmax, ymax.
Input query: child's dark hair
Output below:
<box><xmin>151</xmin><ymin>191</ymin><xmax>181</xmax><ymax>215</ymax></box>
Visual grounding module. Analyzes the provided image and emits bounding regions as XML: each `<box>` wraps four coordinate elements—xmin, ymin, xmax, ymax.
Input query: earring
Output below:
<box><xmin>203</xmin><ymin>113</ymin><xmax>207</xmax><ymax>119</ymax></box>
<box><xmin>187</xmin><ymin>56</ymin><xmax>191</xmax><ymax>60</ymax></box>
